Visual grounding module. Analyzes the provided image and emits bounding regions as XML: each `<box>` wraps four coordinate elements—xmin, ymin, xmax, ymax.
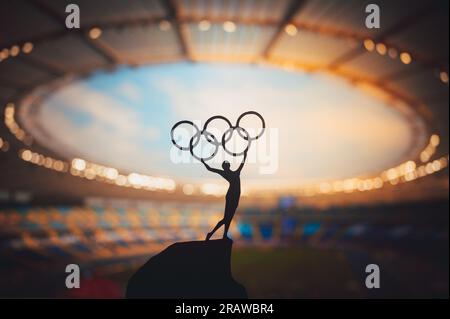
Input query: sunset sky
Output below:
<box><xmin>36</xmin><ymin>62</ymin><xmax>416</xmax><ymax>186</ymax></box>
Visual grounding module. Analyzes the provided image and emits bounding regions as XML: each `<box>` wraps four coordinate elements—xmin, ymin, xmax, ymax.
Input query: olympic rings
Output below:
<box><xmin>170</xmin><ymin>111</ymin><xmax>265</xmax><ymax>161</ymax></box>
<box><xmin>171</xmin><ymin>120</ymin><xmax>200</xmax><ymax>151</ymax></box>
<box><xmin>236</xmin><ymin>111</ymin><xmax>265</xmax><ymax>141</ymax></box>
<box><xmin>202</xmin><ymin>115</ymin><xmax>233</xmax><ymax>146</ymax></box>
<box><xmin>222</xmin><ymin>126</ymin><xmax>251</xmax><ymax>157</ymax></box>
<box><xmin>189</xmin><ymin>130</ymin><xmax>219</xmax><ymax>161</ymax></box>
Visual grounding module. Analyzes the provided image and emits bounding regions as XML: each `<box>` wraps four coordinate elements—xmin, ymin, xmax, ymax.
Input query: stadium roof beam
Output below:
<box><xmin>0</xmin><ymin>79</ymin><xmax>27</xmax><ymax>91</ymax></box>
<box><xmin>375</xmin><ymin>67</ymin><xmax>423</xmax><ymax>84</ymax></box>
<box><xmin>261</xmin><ymin>0</ymin><xmax>308</xmax><ymax>59</ymax></box>
<box><xmin>16</xmin><ymin>55</ymin><xmax>66</xmax><ymax>78</ymax></box>
<box><xmin>160</xmin><ymin>0</ymin><xmax>192</xmax><ymax>61</ymax></box>
<box><xmin>328</xmin><ymin>4</ymin><xmax>438</xmax><ymax>70</ymax></box>
<box><xmin>28</xmin><ymin>0</ymin><xmax>121</xmax><ymax>65</ymax></box>
<box><xmin>82</xmin><ymin>36</ymin><xmax>122</xmax><ymax>65</ymax></box>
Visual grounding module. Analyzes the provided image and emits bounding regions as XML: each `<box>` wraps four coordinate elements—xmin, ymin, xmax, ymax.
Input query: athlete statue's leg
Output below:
<box><xmin>206</xmin><ymin>219</ymin><xmax>225</xmax><ymax>241</ymax></box>
<box><xmin>222</xmin><ymin>202</ymin><xmax>238</xmax><ymax>239</ymax></box>
<box><xmin>223</xmin><ymin>219</ymin><xmax>231</xmax><ymax>239</ymax></box>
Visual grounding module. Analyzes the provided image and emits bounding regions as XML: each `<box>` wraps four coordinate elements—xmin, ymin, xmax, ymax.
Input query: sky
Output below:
<box><xmin>37</xmin><ymin>62</ymin><xmax>415</xmax><ymax>186</ymax></box>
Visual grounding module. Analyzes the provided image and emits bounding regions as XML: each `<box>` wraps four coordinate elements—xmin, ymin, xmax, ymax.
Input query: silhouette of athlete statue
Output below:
<box><xmin>201</xmin><ymin>150</ymin><xmax>248</xmax><ymax>240</ymax></box>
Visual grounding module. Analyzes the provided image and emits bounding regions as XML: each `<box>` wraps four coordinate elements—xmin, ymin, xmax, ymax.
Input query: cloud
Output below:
<box><xmin>118</xmin><ymin>82</ymin><xmax>142</xmax><ymax>103</ymax></box>
<box><xmin>40</xmin><ymin>83</ymin><xmax>166</xmax><ymax>175</ymax></box>
<box><xmin>36</xmin><ymin>63</ymin><xmax>417</xmax><ymax>185</ymax></box>
<box><xmin>153</xmin><ymin>65</ymin><xmax>414</xmax><ymax>181</ymax></box>
<box><xmin>46</xmin><ymin>83</ymin><xmax>141</xmax><ymax>137</ymax></box>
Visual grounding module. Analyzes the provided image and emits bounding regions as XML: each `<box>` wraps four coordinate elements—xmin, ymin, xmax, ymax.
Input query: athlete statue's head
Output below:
<box><xmin>222</xmin><ymin>160</ymin><xmax>231</xmax><ymax>171</ymax></box>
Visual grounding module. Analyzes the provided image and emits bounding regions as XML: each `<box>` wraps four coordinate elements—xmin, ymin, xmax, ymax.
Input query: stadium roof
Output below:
<box><xmin>0</xmin><ymin>0</ymin><xmax>448</xmax><ymax>205</ymax></box>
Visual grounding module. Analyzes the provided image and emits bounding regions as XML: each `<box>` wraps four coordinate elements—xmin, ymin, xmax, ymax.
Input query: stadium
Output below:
<box><xmin>0</xmin><ymin>0</ymin><xmax>448</xmax><ymax>298</ymax></box>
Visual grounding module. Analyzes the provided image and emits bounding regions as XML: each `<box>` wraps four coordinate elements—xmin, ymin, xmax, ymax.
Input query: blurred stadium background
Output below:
<box><xmin>0</xmin><ymin>0</ymin><xmax>448</xmax><ymax>298</ymax></box>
